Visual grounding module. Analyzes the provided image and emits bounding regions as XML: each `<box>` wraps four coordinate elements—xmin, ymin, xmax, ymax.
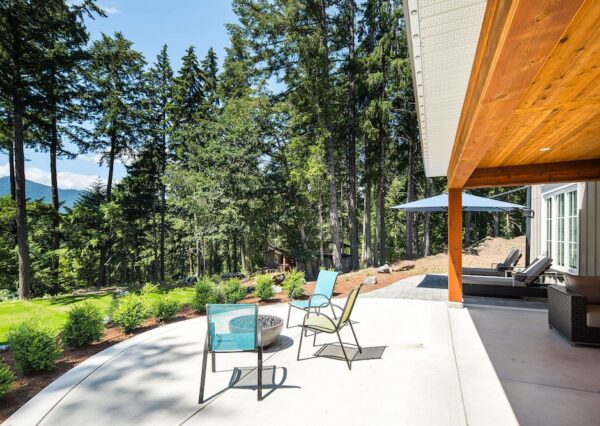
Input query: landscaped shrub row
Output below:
<box><xmin>191</xmin><ymin>277</ymin><xmax>248</xmax><ymax>312</ymax></box>
<box><xmin>2</xmin><ymin>287</ymin><xmax>187</xmax><ymax>389</ymax></box>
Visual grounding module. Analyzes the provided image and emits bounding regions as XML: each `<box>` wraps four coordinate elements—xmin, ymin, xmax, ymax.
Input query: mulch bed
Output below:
<box><xmin>0</xmin><ymin>266</ymin><xmax>411</xmax><ymax>422</ymax></box>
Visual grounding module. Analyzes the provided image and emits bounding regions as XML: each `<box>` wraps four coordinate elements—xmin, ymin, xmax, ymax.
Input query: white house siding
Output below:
<box><xmin>530</xmin><ymin>182</ymin><xmax>600</xmax><ymax>276</ymax></box>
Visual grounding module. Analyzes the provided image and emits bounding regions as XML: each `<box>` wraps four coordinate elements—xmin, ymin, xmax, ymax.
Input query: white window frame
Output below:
<box><xmin>542</xmin><ymin>184</ymin><xmax>579</xmax><ymax>274</ymax></box>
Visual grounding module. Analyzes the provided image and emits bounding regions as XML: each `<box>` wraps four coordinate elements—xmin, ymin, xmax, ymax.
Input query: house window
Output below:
<box><xmin>545</xmin><ymin>198</ymin><xmax>552</xmax><ymax>258</ymax></box>
<box><xmin>542</xmin><ymin>185</ymin><xmax>578</xmax><ymax>273</ymax></box>
<box><xmin>568</xmin><ymin>191</ymin><xmax>578</xmax><ymax>269</ymax></box>
<box><xmin>557</xmin><ymin>193</ymin><xmax>565</xmax><ymax>267</ymax></box>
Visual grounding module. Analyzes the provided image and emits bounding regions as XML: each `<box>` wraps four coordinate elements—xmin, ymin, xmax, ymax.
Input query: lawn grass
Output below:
<box><xmin>0</xmin><ymin>286</ymin><xmax>195</xmax><ymax>345</ymax></box>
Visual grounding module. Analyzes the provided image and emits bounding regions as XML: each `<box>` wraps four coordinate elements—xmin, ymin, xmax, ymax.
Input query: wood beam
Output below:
<box><xmin>464</xmin><ymin>159</ymin><xmax>600</xmax><ymax>189</ymax></box>
<box><xmin>447</xmin><ymin>0</ymin><xmax>586</xmax><ymax>188</ymax></box>
<box><xmin>448</xmin><ymin>188</ymin><xmax>462</xmax><ymax>303</ymax></box>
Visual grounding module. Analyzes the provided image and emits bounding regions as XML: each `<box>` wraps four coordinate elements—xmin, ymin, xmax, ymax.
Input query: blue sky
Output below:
<box><xmin>0</xmin><ymin>1</ymin><xmax>237</xmax><ymax>190</ymax></box>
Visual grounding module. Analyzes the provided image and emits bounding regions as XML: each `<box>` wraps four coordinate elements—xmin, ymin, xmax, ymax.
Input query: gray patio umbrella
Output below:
<box><xmin>391</xmin><ymin>193</ymin><xmax>526</xmax><ymax>213</ymax></box>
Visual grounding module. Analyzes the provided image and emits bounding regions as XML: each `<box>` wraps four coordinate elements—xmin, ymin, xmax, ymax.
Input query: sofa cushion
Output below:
<box><xmin>587</xmin><ymin>304</ymin><xmax>600</xmax><ymax>328</ymax></box>
<box><xmin>565</xmin><ymin>275</ymin><xmax>600</xmax><ymax>304</ymax></box>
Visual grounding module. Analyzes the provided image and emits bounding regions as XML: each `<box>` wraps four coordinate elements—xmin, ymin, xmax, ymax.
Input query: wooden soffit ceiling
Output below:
<box><xmin>447</xmin><ymin>0</ymin><xmax>600</xmax><ymax>189</ymax></box>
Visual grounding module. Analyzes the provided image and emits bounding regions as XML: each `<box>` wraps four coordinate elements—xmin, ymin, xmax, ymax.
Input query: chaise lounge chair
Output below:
<box><xmin>462</xmin><ymin>256</ymin><xmax>553</xmax><ymax>298</ymax></box>
<box><xmin>463</xmin><ymin>247</ymin><xmax>521</xmax><ymax>277</ymax></box>
<box><xmin>286</xmin><ymin>269</ymin><xmax>339</xmax><ymax>328</ymax></box>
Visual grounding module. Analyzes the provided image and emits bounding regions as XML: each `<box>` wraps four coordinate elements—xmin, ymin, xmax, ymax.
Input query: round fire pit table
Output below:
<box><xmin>229</xmin><ymin>314</ymin><xmax>284</xmax><ymax>347</ymax></box>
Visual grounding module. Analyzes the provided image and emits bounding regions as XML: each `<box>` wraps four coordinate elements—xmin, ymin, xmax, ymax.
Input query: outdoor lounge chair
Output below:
<box><xmin>286</xmin><ymin>269</ymin><xmax>339</xmax><ymax>328</ymax></box>
<box><xmin>199</xmin><ymin>304</ymin><xmax>263</xmax><ymax>403</ymax></box>
<box><xmin>297</xmin><ymin>283</ymin><xmax>363</xmax><ymax>370</ymax></box>
<box><xmin>462</xmin><ymin>256</ymin><xmax>553</xmax><ymax>298</ymax></box>
<box><xmin>548</xmin><ymin>275</ymin><xmax>600</xmax><ymax>346</ymax></box>
<box><xmin>462</xmin><ymin>247</ymin><xmax>521</xmax><ymax>277</ymax></box>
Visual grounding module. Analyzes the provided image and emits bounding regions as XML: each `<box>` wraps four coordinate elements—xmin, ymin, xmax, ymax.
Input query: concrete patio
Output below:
<box><xmin>4</xmin><ymin>293</ymin><xmax>516</xmax><ymax>426</ymax></box>
<box><xmin>4</xmin><ymin>276</ymin><xmax>599</xmax><ymax>426</ymax></box>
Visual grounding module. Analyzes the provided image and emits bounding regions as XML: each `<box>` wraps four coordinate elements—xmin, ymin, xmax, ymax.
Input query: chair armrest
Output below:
<box><xmin>290</xmin><ymin>288</ymin><xmax>311</xmax><ymax>302</ymax></box>
<box><xmin>307</xmin><ymin>293</ymin><xmax>332</xmax><ymax>309</ymax></box>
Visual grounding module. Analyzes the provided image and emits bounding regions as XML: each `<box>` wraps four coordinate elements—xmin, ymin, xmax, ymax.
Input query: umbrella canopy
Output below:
<box><xmin>392</xmin><ymin>193</ymin><xmax>526</xmax><ymax>213</ymax></box>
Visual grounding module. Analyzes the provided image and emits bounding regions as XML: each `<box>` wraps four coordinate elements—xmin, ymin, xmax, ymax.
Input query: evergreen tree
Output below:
<box><xmin>145</xmin><ymin>45</ymin><xmax>174</xmax><ymax>281</ymax></box>
<box><xmin>84</xmin><ymin>31</ymin><xmax>146</xmax><ymax>287</ymax></box>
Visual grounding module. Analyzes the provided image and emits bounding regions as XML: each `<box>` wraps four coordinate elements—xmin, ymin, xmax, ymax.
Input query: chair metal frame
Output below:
<box><xmin>286</xmin><ymin>270</ymin><xmax>339</xmax><ymax>328</ymax></box>
<box><xmin>297</xmin><ymin>284</ymin><xmax>363</xmax><ymax>370</ymax></box>
<box><xmin>199</xmin><ymin>303</ymin><xmax>263</xmax><ymax>403</ymax></box>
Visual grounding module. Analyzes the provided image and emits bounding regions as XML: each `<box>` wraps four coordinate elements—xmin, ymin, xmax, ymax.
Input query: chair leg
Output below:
<box><xmin>257</xmin><ymin>346</ymin><xmax>263</xmax><ymax>401</ymax></box>
<box><xmin>297</xmin><ymin>326</ymin><xmax>304</xmax><ymax>361</ymax></box>
<box><xmin>199</xmin><ymin>334</ymin><xmax>210</xmax><ymax>404</ymax></box>
<box><xmin>349</xmin><ymin>321</ymin><xmax>362</xmax><ymax>353</ymax></box>
<box><xmin>286</xmin><ymin>304</ymin><xmax>292</xmax><ymax>328</ymax></box>
<box><xmin>336</xmin><ymin>330</ymin><xmax>352</xmax><ymax>370</ymax></box>
<box><xmin>330</xmin><ymin>304</ymin><xmax>337</xmax><ymax>319</ymax></box>
<box><xmin>211</xmin><ymin>352</ymin><xmax>216</xmax><ymax>372</ymax></box>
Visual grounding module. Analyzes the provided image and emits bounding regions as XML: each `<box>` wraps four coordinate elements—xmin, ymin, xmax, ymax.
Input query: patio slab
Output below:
<box><xmin>468</xmin><ymin>305</ymin><xmax>600</xmax><ymax>426</ymax></box>
<box><xmin>3</xmin><ymin>297</ymin><xmax>517</xmax><ymax>426</ymax></box>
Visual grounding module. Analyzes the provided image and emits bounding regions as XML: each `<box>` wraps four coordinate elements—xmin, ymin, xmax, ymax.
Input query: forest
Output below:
<box><xmin>0</xmin><ymin>0</ymin><xmax>526</xmax><ymax>299</ymax></box>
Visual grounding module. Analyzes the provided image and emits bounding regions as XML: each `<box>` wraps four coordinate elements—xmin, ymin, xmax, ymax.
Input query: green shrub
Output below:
<box><xmin>153</xmin><ymin>295</ymin><xmax>181</xmax><ymax>322</ymax></box>
<box><xmin>283</xmin><ymin>269</ymin><xmax>305</xmax><ymax>298</ymax></box>
<box><xmin>141</xmin><ymin>282</ymin><xmax>159</xmax><ymax>295</ymax></box>
<box><xmin>7</xmin><ymin>322</ymin><xmax>62</xmax><ymax>373</ymax></box>
<box><xmin>62</xmin><ymin>302</ymin><xmax>104</xmax><ymax>347</ymax></box>
<box><xmin>254</xmin><ymin>274</ymin><xmax>274</xmax><ymax>301</ymax></box>
<box><xmin>0</xmin><ymin>362</ymin><xmax>15</xmax><ymax>398</ymax></box>
<box><xmin>0</xmin><ymin>289</ymin><xmax>16</xmax><ymax>302</ymax></box>
<box><xmin>222</xmin><ymin>279</ymin><xmax>246</xmax><ymax>304</ymax></box>
<box><xmin>191</xmin><ymin>278</ymin><xmax>217</xmax><ymax>313</ymax></box>
<box><xmin>110</xmin><ymin>294</ymin><xmax>149</xmax><ymax>333</ymax></box>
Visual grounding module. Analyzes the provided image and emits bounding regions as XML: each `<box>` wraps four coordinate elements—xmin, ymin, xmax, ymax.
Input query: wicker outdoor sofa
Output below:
<box><xmin>548</xmin><ymin>275</ymin><xmax>600</xmax><ymax>346</ymax></box>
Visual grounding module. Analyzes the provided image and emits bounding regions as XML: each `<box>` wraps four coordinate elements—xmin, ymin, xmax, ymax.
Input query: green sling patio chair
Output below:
<box><xmin>297</xmin><ymin>283</ymin><xmax>363</xmax><ymax>370</ymax></box>
<box><xmin>286</xmin><ymin>269</ymin><xmax>339</xmax><ymax>328</ymax></box>
<box><xmin>199</xmin><ymin>304</ymin><xmax>263</xmax><ymax>403</ymax></box>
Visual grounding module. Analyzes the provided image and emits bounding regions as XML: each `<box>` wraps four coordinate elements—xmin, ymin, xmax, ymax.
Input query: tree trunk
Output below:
<box><xmin>152</xmin><ymin>194</ymin><xmax>158</xmax><ymax>282</ymax></box>
<box><xmin>9</xmin><ymin>20</ymin><xmax>31</xmax><ymax>299</ymax></box>
<box><xmin>376</xmin><ymin>130</ymin><xmax>386</xmax><ymax>265</ymax></box>
<box><xmin>346</xmin><ymin>0</ymin><xmax>359</xmax><ymax>270</ymax></box>
<box><xmin>298</xmin><ymin>221</ymin><xmax>315</xmax><ymax>280</ymax></box>
<box><xmin>240</xmin><ymin>235</ymin><xmax>246</xmax><ymax>273</ymax></box>
<box><xmin>196</xmin><ymin>239</ymin><xmax>202</xmax><ymax>277</ymax></box>
<box><xmin>317</xmin><ymin>0</ymin><xmax>342</xmax><ymax>271</ymax></box>
<box><xmin>318</xmin><ymin>198</ymin><xmax>325</xmax><ymax>266</ymax></box>
<box><xmin>8</xmin><ymin>141</ymin><xmax>16</xmax><ymax>200</ymax></box>
<box><xmin>232</xmin><ymin>233</ymin><xmax>238</xmax><ymax>272</ymax></box>
<box><xmin>13</xmin><ymin>96</ymin><xmax>31</xmax><ymax>299</ymax></box>
<box><xmin>97</xmin><ymin>132</ymin><xmax>116</xmax><ymax>288</ymax></box>
<box><xmin>406</xmin><ymin>138</ymin><xmax>415</xmax><ymax>259</ymax></box>
<box><xmin>464</xmin><ymin>212</ymin><xmax>471</xmax><ymax>248</ymax></box>
<box><xmin>362</xmin><ymin>172</ymin><xmax>373</xmax><ymax>266</ymax></box>
<box><xmin>424</xmin><ymin>178</ymin><xmax>431</xmax><ymax>257</ymax></box>
<box><xmin>49</xmin><ymin>108</ymin><xmax>61</xmax><ymax>292</ymax></box>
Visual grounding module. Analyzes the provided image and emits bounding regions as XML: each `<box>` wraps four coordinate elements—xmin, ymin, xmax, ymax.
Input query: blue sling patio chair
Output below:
<box><xmin>286</xmin><ymin>269</ymin><xmax>339</xmax><ymax>328</ymax></box>
<box><xmin>199</xmin><ymin>304</ymin><xmax>263</xmax><ymax>403</ymax></box>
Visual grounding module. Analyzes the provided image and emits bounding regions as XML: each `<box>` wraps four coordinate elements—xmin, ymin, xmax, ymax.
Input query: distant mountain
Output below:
<box><xmin>0</xmin><ymin>177</ymin><xmax>82</xmax><ymax>211</ymax></box>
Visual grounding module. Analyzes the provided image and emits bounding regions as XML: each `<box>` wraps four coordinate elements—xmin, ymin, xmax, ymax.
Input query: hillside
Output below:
<box><xmin>0</xmin><ymin>177</ymin><xmax>82</xmax><ymax>211</ymax></box>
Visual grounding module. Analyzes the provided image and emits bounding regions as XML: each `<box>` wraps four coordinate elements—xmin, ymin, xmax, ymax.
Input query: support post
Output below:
<box><xmin>525</xmin><ymin>186</ymin><xmax>531</xmax><ymax>267</ymax></box>
<box><xmin>448</xmin><ymin>189</ymin><xmax>463</xmax><ymax>303</ymax></box>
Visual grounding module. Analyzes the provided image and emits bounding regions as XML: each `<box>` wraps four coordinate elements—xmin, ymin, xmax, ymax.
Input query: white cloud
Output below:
<box><xmin>102</xmin><ymin>6</ymin><xmax>120</xmax><ymax>15</ymax></box>
<box><xmin>0</xmin><ymin>163</ymin><xmax>106</xmax><ymax>190</ymax></box>
<box><xmin>80</xmin><ymin>153</ymin><xmax>133</xmax><ymax>167</ymax></box>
